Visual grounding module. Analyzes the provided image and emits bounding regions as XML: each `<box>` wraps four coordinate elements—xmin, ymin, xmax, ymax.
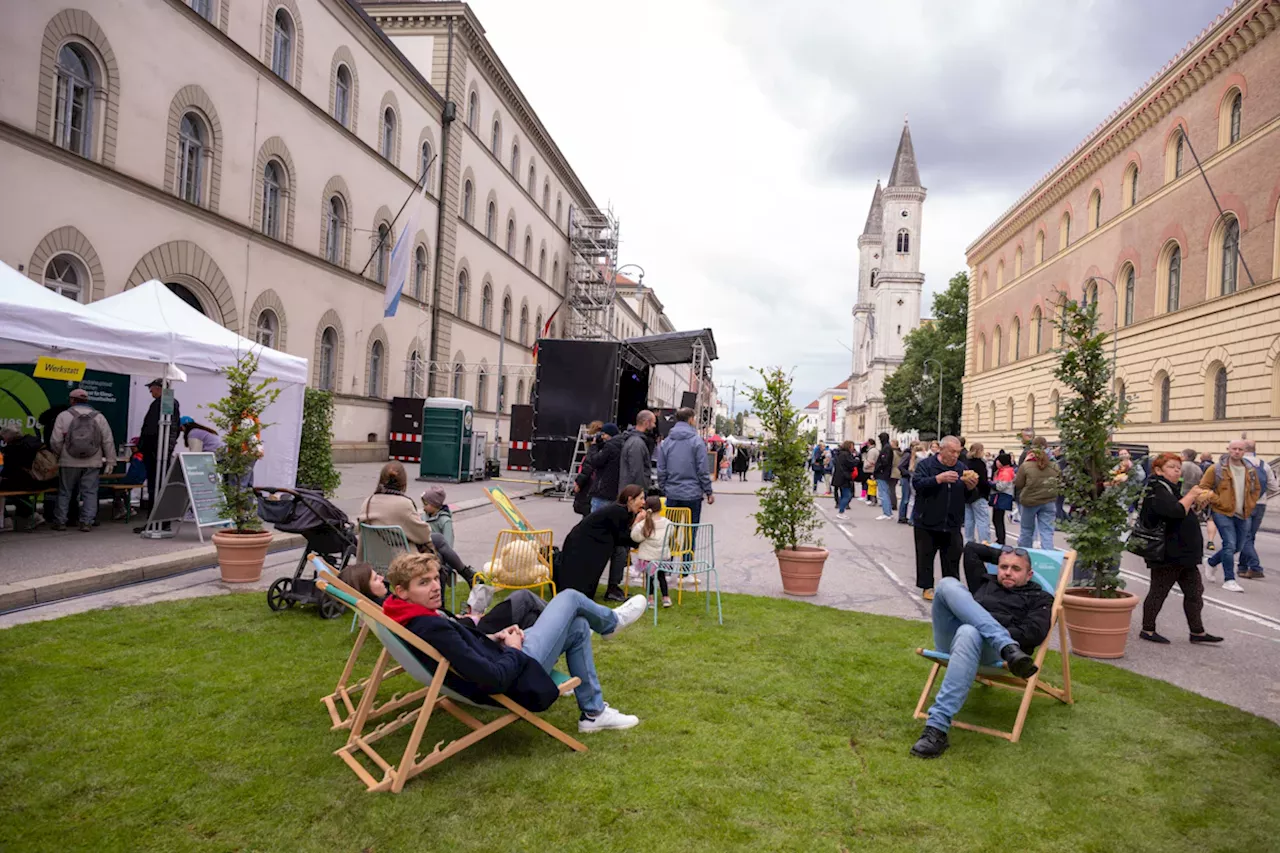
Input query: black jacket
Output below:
<box><xmin>400</xmin><ymin>610</ymin><xmax>560</xmax><ymax>711</ymax></box>
<box><xmin>558</xmin><ymin>503</ymin><xmax>636</xmax><ymax>598</ymax></box>
<box><xmin>831</xmin><ymin>449</ymin><xmax>857</xmax><ymax>489</ymax></box>
<box><xmin>911</xmin><ymin>454</ymin><xmax>969</xmax><ymax>531</ymax></box>
<box><xmin>873</xmin><ymin>442</ymin><xmax>895</xmax><ymax>480</ymax></box>
<box><xmin>962</xmin><ymin>543</ymin><xmax>1055</xmax><ymax>653</ymax></box>
<box><xmin>965</xmin><ymin>456</ymin><xmax>991</xmax><ymax>502</ymax></box>
<box><xmin>0</xmin><ymin>434</ymin><xmax>46</xmax><ymax>488</ymax></box>
<box><xmin>584</xmin><ymin>435</ymin><xmax>623</xmax><ymax>501</ymax></box>
<box><xmin>139</xmin><ymin>395</ymin><xmax>181</xmax><ymax>457</ymax></box>
<box><xmin>1142</xmin><ymin>475</ymin><xmax>1203</xmax><ymax>567</ymax></box>
<box><xmin>573</xmin><ymin>435</ymin><xmax>605</xmax><ymax>515</ymax></box>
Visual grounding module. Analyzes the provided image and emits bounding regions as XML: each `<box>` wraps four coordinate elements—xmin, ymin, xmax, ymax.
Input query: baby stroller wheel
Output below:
<box><xmin>318</xmin><ymin>595</ymin><xmax>345</xmax><ymax>620</ymax></box>
<box><xmin>267</xmin><ymin>577</ymin><xmax>295</xmax><ymax>611</ymax></box>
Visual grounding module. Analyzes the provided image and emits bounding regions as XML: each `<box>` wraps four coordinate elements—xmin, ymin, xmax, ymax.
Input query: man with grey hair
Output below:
<box><xmin>0</xmin><ymin>425</ymin><xmax>51</xmax><ymax>530</ymax></box>
<box><xmin>49</xmin><ymin>388</ymin><xmax>115</xmax><ymax>532</ymax></box>
<box><xmin>910</xmin><ymin>436</ymin><xmax>976</xmax><ymax>600</ymax></box>
<box><xmin>1238</xmin><ymin>439</ymin><xmax>1275</xmax><ymax>580</ymax></box>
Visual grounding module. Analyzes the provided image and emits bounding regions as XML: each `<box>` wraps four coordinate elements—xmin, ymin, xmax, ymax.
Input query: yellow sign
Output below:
<box><xmin>33</xmin><ymin>357</ymin><xmax>87</xmax><ymax>381</ymax></box>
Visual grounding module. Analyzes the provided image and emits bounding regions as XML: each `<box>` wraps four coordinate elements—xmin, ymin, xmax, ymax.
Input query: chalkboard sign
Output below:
<box><xmin>180</xmin><ymin>453</ymin><xmax>226</xmax><ymax>527</ymax></box>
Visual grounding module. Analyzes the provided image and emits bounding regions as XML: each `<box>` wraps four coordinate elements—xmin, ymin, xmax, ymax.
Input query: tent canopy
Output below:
<box><xmin>86</xmin><ymin>280</ymin><xmax>309</xmax><ymax>383</ymax></box>
<box><xmin>624</xmin><ymin>328</ymin><xmax>718</xmax><ymax>365</ymax></box>
<box><xmin>0</xmin><ymin>261</ymin><xmax>184</xmax><ymax>379</ymax></box>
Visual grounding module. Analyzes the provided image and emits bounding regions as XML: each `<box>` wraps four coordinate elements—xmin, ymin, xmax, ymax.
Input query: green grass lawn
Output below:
<box><xmin>2</xmin><ymin>591</ymin><xmax>1278</xmax><ymax>853</ymax></box>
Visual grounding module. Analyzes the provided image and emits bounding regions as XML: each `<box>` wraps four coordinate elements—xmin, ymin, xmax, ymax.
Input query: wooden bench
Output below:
<box><xmin>1</xmin><ymin>482</ymin><xmax>146</xmax><ymax>528</ymax></box>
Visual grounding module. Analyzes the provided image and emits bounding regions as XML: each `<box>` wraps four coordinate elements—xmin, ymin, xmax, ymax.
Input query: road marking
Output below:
<box><xmin>1118</xmin><ymin>568</ymin><xmax>1280</xmax><ymax>633</ymax></box>
<box><xmin>823</xmin><ymin>508</ymin><xmax>929</xmax><ymax>618</ymax></box>
<box><xmin>1233</xmin><ymin>629</ymin><xmax>1280</xmax><ymax>644</ymax></box>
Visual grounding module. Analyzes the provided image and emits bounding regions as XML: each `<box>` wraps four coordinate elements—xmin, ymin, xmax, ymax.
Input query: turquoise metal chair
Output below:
<box><xmin>650</xmin><ymin>522</ymin><xmax>721</xmax><ymax>626</ymax></box>
<box><xmin>359</xmin><ymin>522</ymin><xmax>457</xmax><ymax>611</ymax></box>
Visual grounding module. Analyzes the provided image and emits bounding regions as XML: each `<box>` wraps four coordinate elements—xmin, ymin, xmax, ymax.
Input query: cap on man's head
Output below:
<box><xmin>69</xmin><ymin>388</ymin><xmax>89</xmax><ymax>401</ymax></box>
<box><xmin>146</xmin><ymin>378</ymin><xmax>164</xmax><ymax>388</ymax></box>
<box><xmin>601</xmin><ymin>423</ymin><xmax>620</xmax><ymax>436</ymax></box>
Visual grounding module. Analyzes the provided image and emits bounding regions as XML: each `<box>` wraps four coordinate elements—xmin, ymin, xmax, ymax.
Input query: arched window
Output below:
<box><xmin>467</xmin><ymin>90</ymin><xmax>478</xmax><ymax>131</ymax></box>
<box><xmin>1168</xmin><ymin>129</ymin><xmax>1186</xmax><ymax>181</ymax></box>
<box><xmin>420</xmin><ymin>142</ymin><xmax>433</xmax><ymax>184</ymax></box>
<box><xmin>481</xmin><ymin>284</ymin><xmax>493</xmax><ymax>329</ymax></box>
<box><xmin>1032</xmin><ymin>306</ymin><xmax>1043</xmax><ymax>354</ymax></box>
<box><xmin>55</xmin><ymin>44</ymin><xmax>95</xmax><ymax>157</ymax></box>
<box><xmin>519</xmin><ymin>304</ymin><xmax>529</xmax><ymax>345</ymax></box>
<box><xmin>551</xmin><ymin>260</ymin><xmax>559</xmax><ymax>290</ymax></box>
<box><xmin>261</xmin><ymin>161</ymin><xmax>282</xmax><ymax>238</ymax></box>
<box><xmin>1122</xmin><ymin>264</ymin><xmax>1135</xmax><ymax>326</ymax></box>
<box><xmin>1211</xmin><ymin>365</ymin><xmax>1228</xmax><ymax>420</ymax></box>
<box><xmin>455</xmin><ymin>270</ymin><xmax>469</xmax><ymax>320</ymax></box>
<box><xmin>490</xmin><ymin>117</ymin><xmax>501</xmax><ymax>155</ymax></box>
<box><xmin>414</xmin><ymin>246</ymin><xmax>427</xmax><ymax>299</ymax></box>
<box><xmin>1010</xmin><ymin>317</ymin><xmax>1020</xmax><ymax>362</ymax></box>
<box><xmin>1220</xmin><ymin>215</ymin><xmax>1240</xmax><ymax>295</ymax></box>
<box><xmin>535</xmin><ymin>309</ymin><xmax>544</xmax><ymax>342</ymax></box>
<box><xmin>381</xmin><ymin>107</ymin><xmax>396</xmax><ymax>159</ymax></box>
<box><xmin>1026</xmin><ymin>395</ymin><xmax>1036</xmax><ymax>429</ymax></box>
<box><xmin>1124</xmin><ymin>163</ymin><xmax>1139</xmax><ymax>209</ymax></box>
<box><xmin>1006</xmin><ymin>398</ymin><xmax>1015</xmax><ymax>431</ymax></box>
<box><xmin>1050</xmin><ymin>389</ymin><xmax>1061</xmax><ymax>423</ymax></box>
<box><xmin>43</xmin><ymin>253</ymin><xmax>87</xmax><ymax>301</ymax></box>
<box><xmin>177</xmin><ymin>113</ymin><xmax>206</xmax><ymax>205</ymax></box>
<box><xmin>1229</xmin><ymin>92</ymin><xmax>1242</xmax><ymax>145</ymax></box>
<box><xmin>1156</xmin><ymin>372</ymin><xmax>1171</xmax><ymax>422</ymax></box>
<box><xmin>992</xmin><ymin>326</ymin><xmax>1002</xmax><ymax>367</ymax></box>
<box><xmin>325</xmin><ymin>195</ymin><xmax>345</xmax><ymax>264</ymax></box>
<box><xmin>1166</xmin><ymin>245</ymin><xmax>1181</xmax><ymax>312</ymax></box>
<box><xmin>272</xmin><ymin>9</ymin><xmax>293</xmax><ymax>81</ymax></box>
<box><xmin>462</xmin><ymin>180</ymin><xmax>473</xmax><ymax>221</ymax></box>
<box><xmin>476</xmin><ymin>368</ymin><xmax>488</xmax><ymax>410</ymax></box>
<box><xmin>516</xmin><ymin>378</ymin><xmax>525</xmax><ymax>406</ymax></box>
<box><xmin>1221</xmin><ymin>89</ymin><xmax>1243</xmax><ymax>147</ymax></box>
<box><xmin>523</xmin><ymin>235</ymin><xmax>532</xmax><ymax>267</ymax></box>
<box><xmin>501</xmin><ymin>294</ymin><xmax>512</xmax><ymax>338</ymax></box>
<box><xmin>452</xmin><ymin>362</ymin><xmax>465</xmax><ymax>398</ymax></box>
<box><xmin>1014</xmin><ymin>246</ymin><xmax>1023</xmax><ymax>278</ymax></box>
<box><xmin>506</xmin><ymin>219</ymin><xmax>516</xmax><ymax>254</ymax></box>
<box><xmin>538</xmin><ymin>249</ymin><xmax>547</xmax><ymax>279</ymax></box>
<box><xmin>255</xmin><ymin>310</ymin><xmax>278</xmax><ymax>348</ymax></box>
<box><xmin>976</xmin><ymin>334</ymin><xmax>986</xmax><ymax>373</ymax></box>
<box><xmin>527</xmin><ymin>161</ymin><xmax>536</xmax><ymax>194</ymax></box>
<box><xmin>189</xmin><ymin>0</ymin><xmax>214</xmax><ymax>21</ymax></box>
<box><xmin>995</xmin><ymin>261</ymin><xmax>1004</xmax><ymax>290</ymax></box>
<box><xmin>485</xmin><ymin>202</ymin><xmax>497</xmax><ymax>240</ymax></box>
<box><xmin>896</xmin><ymin>229</ymin><xmax>910</xmax><ymax>254</ymax></box>
<box><xmin>989</xmin><ymin>400</ymin><xmax>997</xmax><ymax>429</ymax></box>
<box><xmin>542</xmin><ymin>181</ymin><xmax>550</xmax><ymax>212</ymax></box>
<box><xmin>1088</xmin><ymin>190</ymin><xmax>1102</xmax><ymax>231</ymax></box>
<box><xmin>166</xmin><ymin>282</ymin><xmax>205</xmax><ymax>315</ymax></box>
<box><xmin>375</xmin><ymin>224</ymin><xmax>390</xmax><ymax>284</ymax></box>
<box><xmin>872</xmin><ymin>269</ymin><xmax>880</xmax><ymax>289</ymax></box>
<box><xmin>974</xmin><ymin>403</ymin><xmax>982</xmax><ymax>432</ymax></box>
<box><xmin>368</xmin><ymin>340</ymin><xmax>383</xmax><ymax>397</ymax></box>
<box><xmin>334</xmin><ymin>65</ymin><xmax>351</xmax><ymax>127</ymax></box>
<box><xmin>1083</xmin><ymin>279</ymin><xmax>1097</xmax><ymax>308</ymax></box>
<box><xmin>406</xmin><ymin>350</ymin><xmax>424</xmax><ymax>397</ymax></box>
<box><xmin>510</xmin><ymin>140</ymin><xmax>519</xmax><ymax>174</ymax></box>
<box><xmin>555</xmin><ymin>197</ymin><xmax>563</xmax><ymax>226</ymax></box>
<box><xmin>1059</xmin><ymin>212</ymin><xmax>1071</xmax><ymax>251</ymax></box>
<box><xmin>1034</xmin><ymin>231</ymin><xmax>1045</xmax><ymax>264</ymax></box>
<box><xmin>319</xmin><ymin>327</ymin><xmax>337</xmax><ymax>390</ymax></box>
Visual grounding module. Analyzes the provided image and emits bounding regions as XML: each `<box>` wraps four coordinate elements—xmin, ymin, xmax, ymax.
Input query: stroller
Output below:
<box><xmin>255</xmin><ymin>487</ymin><xmax>357</xmax><ymax>618</ymax></box>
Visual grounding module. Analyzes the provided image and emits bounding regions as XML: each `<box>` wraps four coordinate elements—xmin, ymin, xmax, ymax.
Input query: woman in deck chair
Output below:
<box><xmin>383</xmin><ymin>552</ymin><xmax>648</xmax><ymax>732</ymax></box>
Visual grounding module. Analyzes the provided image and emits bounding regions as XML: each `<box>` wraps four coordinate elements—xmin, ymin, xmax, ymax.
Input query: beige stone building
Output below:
<box><xmin>0</xmin><ymin>0</ymin><xmax>681</xmax><ymax>459</ymax></box>
<box><xmin>963</xmin><ymin>0</ymin><xmax>1280</xmax><ymax>456</ymax></box>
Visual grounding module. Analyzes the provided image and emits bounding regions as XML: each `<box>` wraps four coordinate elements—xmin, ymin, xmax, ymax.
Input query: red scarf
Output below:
<box><xmin>383</xmin><ymin>595</ymin><xmax>438</xmax><ymax>625</ymax></box>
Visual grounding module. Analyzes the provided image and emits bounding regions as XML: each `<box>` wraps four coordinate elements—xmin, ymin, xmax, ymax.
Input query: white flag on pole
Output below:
<box><xmin>384</xmin><ymin>183</ymin><xmax>428</xmax><ymax>318</ymax></box>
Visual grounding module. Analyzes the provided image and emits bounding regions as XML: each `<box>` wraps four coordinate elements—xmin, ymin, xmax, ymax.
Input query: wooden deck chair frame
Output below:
<box><xmin>317</xmin><ymin>579</ymin><xmax>586</xmax><ymax>793</ymax></box>
<box><xmin>476</xmin><ymin>527</ymin><xmax>557</xmax><ymax>599</ymax></box>
<box><xmin>912</xmin><ymin>547</ymin><xmax>1076</xmax><ymax>743</ymax></box>
<box><xmin>310</xmin><ymin>555</ymin><xmax>428</xmax><ymax>731</ymax></box>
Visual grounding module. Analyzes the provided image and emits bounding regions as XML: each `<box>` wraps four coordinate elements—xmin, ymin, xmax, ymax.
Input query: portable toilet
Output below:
<box><xmin>419</xmin><ymin>397</ymin><xmax>474</xmax><ymax>482</ymax></box>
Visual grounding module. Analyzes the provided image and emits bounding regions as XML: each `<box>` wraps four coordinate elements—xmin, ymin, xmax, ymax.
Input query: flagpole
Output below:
<box><xmin>359</xmin><ymin>157</ymin><xmax>435</xmax><ymax>279</ymax></box>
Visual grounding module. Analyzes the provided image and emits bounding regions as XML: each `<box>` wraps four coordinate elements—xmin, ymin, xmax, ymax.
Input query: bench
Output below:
<box><xmin>1</xmin><ymin>482</ymin><xmax>146</xmax><ymax>528</ymax></box>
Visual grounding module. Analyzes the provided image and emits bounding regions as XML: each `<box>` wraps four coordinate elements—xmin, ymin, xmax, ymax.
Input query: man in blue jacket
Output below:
<box><xmin>383</xmin><ymin>552</ymin><xmax>647</xmax><ymax>732</ymax></box>
<box><xmin>657</xmin><ymin>407</ymin><xmax>716</xmax><ymax>526</ymax></box>
<box><xmin>911</xmin><ymin>436</ymin><xmax>975</xmax><ymax>600</ymax></box>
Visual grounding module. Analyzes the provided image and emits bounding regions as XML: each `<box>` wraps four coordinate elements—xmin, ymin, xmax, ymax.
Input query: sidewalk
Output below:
<box><xmin>0</xmin><ymin>462</ymin><xmax>545</xmax><ymax>611</ymax></box>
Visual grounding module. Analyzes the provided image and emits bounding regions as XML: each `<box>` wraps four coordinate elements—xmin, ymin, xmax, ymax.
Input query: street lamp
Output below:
<box><xmin>923</xmin><ymin>357</ymin><xmax>943</xmax><ymax>441</ymax></box>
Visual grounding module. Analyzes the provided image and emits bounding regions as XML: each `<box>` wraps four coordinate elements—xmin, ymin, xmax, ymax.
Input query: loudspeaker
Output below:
<box><xmin>680</xmin><ymin>391</ymin><xmax>698</xmax><ymax>411</ymax></box>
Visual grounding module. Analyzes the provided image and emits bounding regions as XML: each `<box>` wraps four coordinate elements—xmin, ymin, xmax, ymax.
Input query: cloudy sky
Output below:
<box><xmin>469</xmin><ymin>0</ymin><xmax>1231</xmax><ymax>406</ymax></box>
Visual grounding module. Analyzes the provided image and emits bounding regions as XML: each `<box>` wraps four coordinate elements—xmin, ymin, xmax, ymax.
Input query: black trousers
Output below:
<box><xmin>992</xmin><ymin>508</ymin><xmax>1007</xmax><ymax>544</ymax></box>
<box><xmin>142</xmin><ymin>452</ymin><xmax>157</xmax><ymax>511</ymax></box>
<box><xmin>475</xmin><ymin>589</ymin><xmax>546</xmax><ymax>632</ymax></box>
<box><xmin>608</xmin><ymin>546</ymin><xmax>627</xmax><ymax>588</ymax></box>
<box><xmin>1142</xmin><ymin>563</ymin><xmax>1205</xmax><ymax>634</ymax></box>
<box><xmin>914</xmin><ymin>526</ymin><xmax>962</xmax><ymax>590</ymax></box>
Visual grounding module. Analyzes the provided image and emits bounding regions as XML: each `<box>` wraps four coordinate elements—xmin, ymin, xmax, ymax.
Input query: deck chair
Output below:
<box><xmin>317</xmin><ymin>579</ymin><xmax>586</xmax><ymax>793</ymax></box>
<box><xmin>359</xmin><ymin>522</ymin><xmax>457</xmax><ymax>611</ymax></box>
<box><xmin>311</xmin><ymin>555</ymin><xmax>428</xmax><ymax>731</ymax></box>
<box><xmin>651</xmin><ymin>522</ymin><xmax>721</xmax><ymax>626</ymax></box>
<box><xmin>475</xmin><ymin>528</ymin><xmax>556</xmax><ymax>599</ymax></box>
<box><xmin>485</xmin><ymin>486</ymin><xmax>534</xmax><ymax>532</ymax></box>
<box><xmin>912</xmin><ymin>547</ymin><xmax>1076</xmax><ymax>743</ymax></box>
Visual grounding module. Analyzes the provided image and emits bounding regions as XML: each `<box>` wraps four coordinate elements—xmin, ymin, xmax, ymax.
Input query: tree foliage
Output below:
<box><xmin>208</xmin><ymin>350</ymin><xmax>280</xmax><ymax>532</ymax></box>
<box><xmin>298</xmin><ymin>388</ymin><xmax>342</xmax><ymax>495</ymax></box>
<box><xmin>882</xmin><ymin>271</ymin><xmax>968</xmax><ymax>438</ymax></box>
<box><xmin>747</xmin><ymin>367</ymin><xmax>822</xmax><ymax>552</ymax></box>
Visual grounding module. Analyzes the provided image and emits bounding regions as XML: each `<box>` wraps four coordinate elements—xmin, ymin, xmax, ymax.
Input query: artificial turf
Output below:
<box><xmin>1</xmin><ymin>590</ymin><xmax>1277</xmax><ymax>852</ymax></box>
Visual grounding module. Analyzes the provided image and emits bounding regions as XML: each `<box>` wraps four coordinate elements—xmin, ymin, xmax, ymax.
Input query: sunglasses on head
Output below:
<box><xmin>1000</xmin><ymin>546</ymin><xmax>1030</xmax><ymax>559</ymax></box>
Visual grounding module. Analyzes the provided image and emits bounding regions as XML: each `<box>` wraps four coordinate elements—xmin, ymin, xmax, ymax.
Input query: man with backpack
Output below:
<box><xmin>49</xmin><ymin>388</ymin><xmax>115</xmax><ymax>532</ymax></box>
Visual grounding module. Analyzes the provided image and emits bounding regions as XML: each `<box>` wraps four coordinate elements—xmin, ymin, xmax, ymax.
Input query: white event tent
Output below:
<box><xmin>85</xmin><ymin>281</ymin><xmax>309</xmax><ymax>488</ymax></box>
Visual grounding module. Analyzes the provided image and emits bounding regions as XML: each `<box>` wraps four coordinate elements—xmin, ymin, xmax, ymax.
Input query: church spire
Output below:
<box><xmin>886</xmin><ymin>121</ymin><xmax>920</xmax><ymax>188</ymax></box>
<box><xmin>861</xmin><ymin>180</ymin><xmax>884</xmax><ymax>237</ymax></box>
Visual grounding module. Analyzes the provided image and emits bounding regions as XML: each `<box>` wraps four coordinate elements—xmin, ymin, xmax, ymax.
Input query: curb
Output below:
<box><xmin>0</xmin><ymin>485</ymin><xmax>542</xmax><ymax>614</ymax></box>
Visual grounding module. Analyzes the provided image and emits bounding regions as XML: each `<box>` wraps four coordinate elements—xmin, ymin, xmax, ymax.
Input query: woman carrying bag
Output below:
<box><xmin>1134</xmin><ymin>453</ymin><xmax>1223</xmax><ymax>645</ymax></box>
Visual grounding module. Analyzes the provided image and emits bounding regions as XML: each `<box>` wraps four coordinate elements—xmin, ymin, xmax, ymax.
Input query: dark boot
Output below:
<box><xmin>604</xmin><ymin>584</ymin><xmax>626</xmax><ymax>603</ymax></box>
<box><xmin>910</xmin><ymin>725</ymin><xmax>949</xmax><ymax>759</ymax></box>
<box><xmin>1001</xmin><ymin>643</ymin><xmax>1038</xmax><ymax>679</ymax></box>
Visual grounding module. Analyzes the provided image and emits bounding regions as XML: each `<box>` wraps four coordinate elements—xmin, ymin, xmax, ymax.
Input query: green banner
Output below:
<box><xmin>0</xmin><ymin>363</ymin><xmax>131</xmax><ymax>451</ymax></box>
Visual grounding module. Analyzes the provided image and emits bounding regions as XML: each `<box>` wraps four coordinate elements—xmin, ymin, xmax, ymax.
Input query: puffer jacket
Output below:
<box><xmin>1197</xmin><ymin>457</ymin><xmax>1260</xmax><ymax>518</ymax></box>
<box><xmin>1014</xmin><ymin>459</ymin><xmax>1061</xmax><ymax>507</ymax></box>
<box><xmin>656</xmin><ymin>421</ymin><xmax>713</xmax><ymax>501</ymax></box>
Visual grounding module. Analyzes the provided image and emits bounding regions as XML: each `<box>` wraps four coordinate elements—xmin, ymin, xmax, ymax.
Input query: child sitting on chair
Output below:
<box><xmin>382</xmin><ymin>552</ymin><xmax>647</xmax><ymax>731</ymax></box>
<box><xmin>420</xmin><ymin>485</ymin><xmax>455</xmax><ymax>548</ymax></box>
<box><xmin>341</xmin><ymin>561</ymin><xmax>545</xmax><ymax>631</ymax></box>
<box><xmin>631</xmin><ymin>496</ymin><xmax>672</xmax><ymax>608</ymax></box>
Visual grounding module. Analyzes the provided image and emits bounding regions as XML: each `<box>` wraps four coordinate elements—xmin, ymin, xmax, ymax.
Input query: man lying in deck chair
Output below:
<box><xmin>911</xmin><ymin>543</ymin><xmax>1053</xmax><ymax>759</ymax></box>
<box><xmin>382</xmin><ymin>552</ymin><xmax>648</xmax><ymax>732</ymax></box>
<box><xmin>341</xmin><ymin>561</ymin><xmax>546</xmax><ymax>631</ymax></box>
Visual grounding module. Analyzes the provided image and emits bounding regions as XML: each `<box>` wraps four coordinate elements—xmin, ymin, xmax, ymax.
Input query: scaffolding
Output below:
<box><xmin>565</xmin><ymin>206</ymin><xmax>619</xmax><ymax>340</ymax></box>
<box><xmin>691</xmin><ymin>338</ymin><xmax>714</xmax><ymax>435</ymax></box>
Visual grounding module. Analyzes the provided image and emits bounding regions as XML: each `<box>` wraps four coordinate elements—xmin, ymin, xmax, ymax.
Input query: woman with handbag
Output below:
<box><xmin>1137</xmin><ymin>453</ymin><xmax>1223</xmax><ymax>645</ymax></box>
<box><xmin>989</xmin><ymin>452</ymin><xmax>1016</xmax><ymax>544</ymax></box>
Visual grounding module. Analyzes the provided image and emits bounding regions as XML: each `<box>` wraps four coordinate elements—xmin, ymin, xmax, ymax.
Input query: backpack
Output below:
<box><xmin>29</xmin><ymin>447</ymin><xmax>59</xmax><ymax>481</ymax></box>
<box><xmin>65</xmin><ymin>409</ymin><xmax>101</xmax><ymax>459</ymax></box>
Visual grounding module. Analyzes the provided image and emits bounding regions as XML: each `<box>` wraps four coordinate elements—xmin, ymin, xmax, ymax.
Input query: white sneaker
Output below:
<box><xmin>875</xmin><ymin>514</ymin><xmax>891</xmax><ymax>521</ymax></box>
<box><xmin>606</xmin><ymin>594</ymin><xmax>647</xmax><ymax>637</ymax></box>
<box><xmin>835</xmin><ymin>513</ymin><xmax>848</xmax><ymax>521</ymax></box>
<box><xmin>578</xmin><ymin>702</ymin><xmax>639</xmax><ymax>732</ymax></box>
<box><xmin>1221</xmin><ymin>580</ymin><xmax>1244</xmax><ymax>593</ymax></box>
<box><xmin>1202</xmin><ymin>565</ymin><xmax>1218</xmax><ymax>584</ymax></box>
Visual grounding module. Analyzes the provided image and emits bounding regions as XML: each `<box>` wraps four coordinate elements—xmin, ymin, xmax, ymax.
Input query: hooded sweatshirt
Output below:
<box><xmin>656</xmin><ymin>421</ymin><xmax>713</xmax><ymax>501</ymax></box>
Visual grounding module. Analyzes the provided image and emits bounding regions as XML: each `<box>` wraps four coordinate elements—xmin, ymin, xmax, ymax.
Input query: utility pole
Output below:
<box><xmin>729</xmin><ymin>380</ymin><xmax>737</xmax><ymax>417</ymax></box>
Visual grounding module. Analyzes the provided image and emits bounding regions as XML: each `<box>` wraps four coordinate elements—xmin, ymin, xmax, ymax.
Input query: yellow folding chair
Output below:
<box><xmin>318</xmin><ymin>579</ymin><xmax>586</xmax><ymax>793</ymax></box>
<box><xmin>912</xmin><ymin>548</ymin><xmax>1076</xmax><ymax>743</ymax></box>
<box><xmin>475</xmin><ymin>528</ymin><xmax>556</xmax><ymax>599</ymax></box>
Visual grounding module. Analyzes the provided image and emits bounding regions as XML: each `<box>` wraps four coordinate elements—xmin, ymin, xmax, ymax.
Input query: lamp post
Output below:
<box><xmin>923</xmin><ymin>357</ymin><xmax>943</xmax><ymax>441</ymax></box>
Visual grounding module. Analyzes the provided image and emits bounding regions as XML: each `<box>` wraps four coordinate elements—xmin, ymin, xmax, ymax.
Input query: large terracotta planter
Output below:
<box><xmin>1061</xmin><ymin>588</ymin><xmax>1140</xmax><ymax>659</ymax></box>
<box><xmin>776</xmin><ymin>546</ymin><xmax>829</xmax><ymax>596</ymax></box>
<box><xmin>212</xmin><ymin>529</ymin><xmax>273</xmax><ymax>583</ymax></box>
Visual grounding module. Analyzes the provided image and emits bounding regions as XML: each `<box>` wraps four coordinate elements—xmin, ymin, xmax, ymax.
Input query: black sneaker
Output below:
<box><xmin>910</xmin><ymin>725</ymin><xmax>949</xmax><ymax>759</ymax></box>
<box><xmin>1189</xmin><ymin>633</ymin><xmax>1224</xmax><ymax>644</ymax></box>
<box><xmin>1001</xmin><ymin>643</ymin><xmax>1039</xmax><ymax>679</ymax></box>
<box><xmin>604</xmin><ymin>585</ymin><xmax>626</xmax><ymax>603</ymax></box>
<box><xmin>1140</xmin><ymin>631</ymin><xmax>1171</xmax><ymax>644</ymax></box>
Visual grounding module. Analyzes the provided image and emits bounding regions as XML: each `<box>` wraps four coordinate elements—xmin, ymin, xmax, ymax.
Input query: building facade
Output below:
<box><xmin>846</xmin><ymin>123</ymin><xmax>927</xmax><ymax>442</ymax></box>
<box><xmin>962</xmin><ymin>0</ymin><xmax>1280</xmax><ymax>454</ymax></box>
<box><xmin>0</xmin><ymin>0</ymin><xmax>663</xmax><ymax>459</ymax></box>
<box><xmin>818</xmin><ymin>380</ymin><xmax>849</xmax><ymax>444</ymax></box>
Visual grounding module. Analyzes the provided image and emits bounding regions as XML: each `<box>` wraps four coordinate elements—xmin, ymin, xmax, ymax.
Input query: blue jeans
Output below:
<box><xmin>837</xmin><ymin>486</ymin><xmax>853</xmax><ymax>513</ymax></box>
<box><xmin>964</xmin><ymin>499</ymin><xmax>992</xmax><ymax>543</ymax></box>
<box><xmin>899</xmin><ymin>478</ymin><xmax>913</xmax><ymax>521</ymax></box>
<box><xmin>56</xmin><ymin>466</ymin><xmax>101</xmax><ymax>525</ymax></box>
<box><xmin>877</xmin><ymin>479</ymin><xmax>894</xmax><ymax>515</ymax></box>
<box><xmin>926</xmin><ymin>577</ymin><xmax>1014</xmax><ymax>732</ymax></box>
<box><xmin>590</xmin><ymin>497</ymin><xmax>610</xmax><ymax>514</ymax></box>
<box><xmin>521</xmin><ymin>589</ymin><xmax>619</xmax><ymax>715</ymax></box>
<box><xmin>812</xmin><ymin>468</ymin><xmax>823</xmax><ymax>491</ymax></box>
<box><xmin>1207</xmin><ymin>511</ymin><xmax>1251</xmax><ymax>581</ymax></box>
<box><xmin>1238</xmin><ymin>504</ymin><xmax>1267</xmax><ymax>573</ymax></box>
<box><xmin>1017</xmin><ymin>502</ymin><xmax>1056</xmax><ymax>550</ymax></box>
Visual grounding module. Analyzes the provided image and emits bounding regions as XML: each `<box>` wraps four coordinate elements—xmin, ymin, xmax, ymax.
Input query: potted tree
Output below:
<box><xmin>1053</xmin><ymin>296</ymin><xmax>1142</xmax><ymax>658</ymax></box>
<box><xmin>210</xmin><ymin>350</ymin><xmax>280</xmax><ymax>583</ymax></box>
<box><xmin>747</xmin><ymin>367</ymin><xmax>827</xmax><ymax>596</ymax></box>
